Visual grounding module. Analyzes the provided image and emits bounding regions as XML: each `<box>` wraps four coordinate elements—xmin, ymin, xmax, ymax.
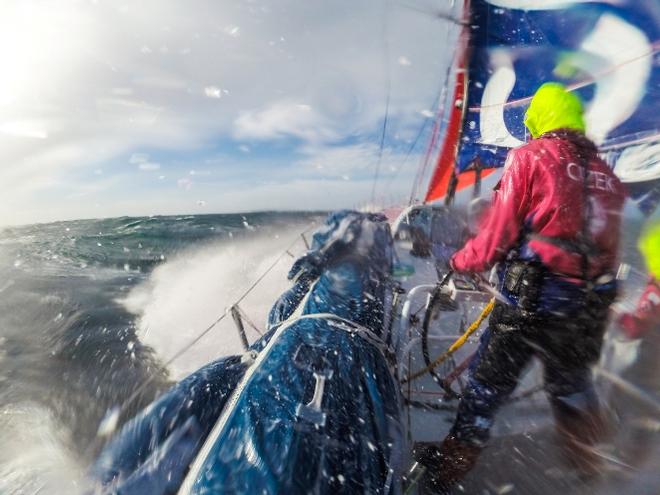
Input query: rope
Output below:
<box><xmin>409</xmin><ymin>86</ymin><xmax>444</xmax><ymax>205</ymax></box>
<box><xmin>401</xmin><ymin>298</ymin><xmax>495</xmax><ymax>384</ymax></box>
<box><xmin>382</xmin><ymin>2</ymin><xmax>460</xmax><ymax>198</ymax></box>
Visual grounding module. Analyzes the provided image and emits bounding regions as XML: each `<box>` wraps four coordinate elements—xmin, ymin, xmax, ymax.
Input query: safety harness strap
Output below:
<box><xmin>526</xmin><ymin>232</ymin><xmax>602</xmax><ymax>257</ymax></box>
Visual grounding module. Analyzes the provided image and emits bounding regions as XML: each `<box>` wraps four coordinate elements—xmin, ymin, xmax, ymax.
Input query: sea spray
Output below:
<box><xmin>0</xmin><ymin>212</ymin><xmax>320</xmax><ymax>494</ymax></box>
<box><xmin>0</xmin><ymin>403</ymin><xmax>89</xmax><ymax>494</ymax></box>
<box><xmin>120</xmin><ymin>225</ymin><xmax>314</xmax><ymax>379</ymax></box>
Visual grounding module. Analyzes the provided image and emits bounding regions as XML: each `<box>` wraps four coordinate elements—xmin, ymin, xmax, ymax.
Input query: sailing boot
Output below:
<box><xmin>413</xmin><ymin>436</ymin><xmax>482</xmax><ymax>494</ymax></box>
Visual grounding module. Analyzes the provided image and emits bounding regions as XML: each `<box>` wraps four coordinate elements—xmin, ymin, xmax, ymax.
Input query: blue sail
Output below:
<box><xmin>445</xmin><ymin>0</ymin><xmax>658</xmax><ymax>208</ymax></box>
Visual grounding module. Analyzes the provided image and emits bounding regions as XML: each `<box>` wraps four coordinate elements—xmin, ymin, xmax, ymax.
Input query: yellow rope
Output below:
<box><xmin>400</xmin><ymin>298</ymin><xmax>495</xmax><ymax>384</ymax></box>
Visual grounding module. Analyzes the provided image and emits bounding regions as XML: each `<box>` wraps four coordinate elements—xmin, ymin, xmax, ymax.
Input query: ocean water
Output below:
<box><xmin>0</xmin><ymin>211</ymin><xmax>321</xmax><ymax>494</ymax></box>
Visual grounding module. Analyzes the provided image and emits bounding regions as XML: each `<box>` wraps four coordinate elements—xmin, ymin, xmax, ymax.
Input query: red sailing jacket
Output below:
<box><xmin>618</xmin><ymin>278</ymin><xmax>660</xmax><ymax>339</ymax></box>
<box><xmin>451</xmin><ymin>130</ymin><xmax>627</xmax><ymax>278</ymax></box>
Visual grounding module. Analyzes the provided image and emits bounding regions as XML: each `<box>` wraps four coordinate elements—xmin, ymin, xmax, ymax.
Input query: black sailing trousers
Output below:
<box><xmin>450</xmin><ymin>298</ymin><xmax>611</xmax><ymax>446</ymax></box>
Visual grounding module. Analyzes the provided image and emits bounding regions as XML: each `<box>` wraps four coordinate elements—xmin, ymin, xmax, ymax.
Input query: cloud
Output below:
<box><xmin>295</xmin><ymin>142</ymin><xmax>397</xmax><ymax>179</ymax></box>
<box><xmin>130</xmin><ymin>153</ymin><xmax>160</xmax><ymax>171</ymax></box>
<box><xmin>233</xmin><ymin>101</ymin><xmax>338</xmax><ymax>143</ymax></box>
<box><xmin>0</xmin><ymin>121</ymin><xmax>49</xmax><ymax>139</ymax></box>
<box><xmin>177</xmin><ymin>178</ymin><xmax>193</xmax><ymax>190</ymax></box>
<box><xmin>0</xmin><ymin>0</ymin><xmax>460</xmax><ymax>225</ymax></box>
<box><xmin>129</xmin><ymin>153</ymin><xmax>150</xmax><ymax>164</ymax></box>
<box><xmin>223</xmin><ymin>25</ymin><xmax>241</xmax><ymax>38</ymax></box>
<box><xmin>204</xmin><ymin>86</ymin><xmax>224</xmax><ymax>99</ymax></box>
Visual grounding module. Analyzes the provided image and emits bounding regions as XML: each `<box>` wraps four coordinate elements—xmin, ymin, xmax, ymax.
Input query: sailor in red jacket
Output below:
<box><xmin>415</xmin><ymin>83</ymin><xmax>627</xmax><ymax>493</ymax></box>
<box><xmin>451</xmin><ymin>131</ymin><xmax>624</xmax><ymax>281</ymax></box>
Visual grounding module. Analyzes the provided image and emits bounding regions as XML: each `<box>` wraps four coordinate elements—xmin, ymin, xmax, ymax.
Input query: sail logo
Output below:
<box><xmin>566</xmin><ymin>162</ymin><xmax>619</xmax><ymax>193</ymax></box>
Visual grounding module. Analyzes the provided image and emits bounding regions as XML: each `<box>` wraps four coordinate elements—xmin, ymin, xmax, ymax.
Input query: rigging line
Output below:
<box><xmin>385</xmin><ymin>94</ymin><xmax>442</xmax><ymax>193</ymax></box>
<box><xmin>384</xmin><ymin>2</ymin><xmax>463</xmax><ymax>199</ymax></box>
<box><xmin>408</xmin><ymin>11</ymin><xmax>459</xmax><ymax>204</ymax></box>
<box><xmin>113</xmin><ymin>223</ymin><xmax>316</xmax><ymax>419</ymax></box>
<box><xmin>408</xmin><ymin>61</ymin><xmax>452</xmax><ymax>205</ymax></box>
<box><xmin>409</xmin><ymin>82</ymin><xmax>445</xmax><ymax>205</ymax></box>
<box><xmin>382</xmin><ymin>87</ymin><xmax>443</xmax><ymax>193</ymax></box>
<box><xmin>370</xmin><ymin>0</ymin><xmax>392</xmax><ymax>206</ymax></box>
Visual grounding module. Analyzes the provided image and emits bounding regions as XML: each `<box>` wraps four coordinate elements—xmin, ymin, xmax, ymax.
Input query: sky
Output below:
<box><xmin>0</xmin><ymin>0</ymin><xmax>462</xmax><ymax>226</ymax></box>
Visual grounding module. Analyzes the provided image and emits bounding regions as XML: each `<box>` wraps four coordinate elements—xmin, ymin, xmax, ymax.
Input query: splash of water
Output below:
<box><xmin>0</xmin><ymin>403</ymin><xmax>89</xmax><ymax>495</ymax></box>
<box><xmin>121</xmin><ymin>226</ymin><xmax>310</xmax><ymax>379</ymax></box>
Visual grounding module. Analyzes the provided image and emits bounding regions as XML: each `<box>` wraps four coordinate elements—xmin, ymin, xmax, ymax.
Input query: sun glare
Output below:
<box><xmin>0</xmin><ymin>2</ymin><xmax>86</xmax><ymax>107</ymax></box>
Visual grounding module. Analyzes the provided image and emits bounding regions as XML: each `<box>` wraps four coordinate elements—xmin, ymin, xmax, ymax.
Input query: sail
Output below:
<box><xmin>425</xmin><ymin>0</ymin><xmax>659</xmax><ymax>209</ymax></box>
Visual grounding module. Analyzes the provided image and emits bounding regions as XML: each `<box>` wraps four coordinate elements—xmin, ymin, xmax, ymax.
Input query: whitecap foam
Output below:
<box><xmin>0</xmin><ymin>403</ymin><xmax>87</xmax><ymax>495</ymax></box>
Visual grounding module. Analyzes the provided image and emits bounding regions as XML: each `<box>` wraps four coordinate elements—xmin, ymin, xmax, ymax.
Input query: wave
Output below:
<box><xmin>0</xmin><ymin>403</ymin><xmax>88</xmax><ymax>495</ymax></box>
<box><xmin>120</xmin><ymin>224</ymin><xmax>313</xmax><ymax>379</ymax></box>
